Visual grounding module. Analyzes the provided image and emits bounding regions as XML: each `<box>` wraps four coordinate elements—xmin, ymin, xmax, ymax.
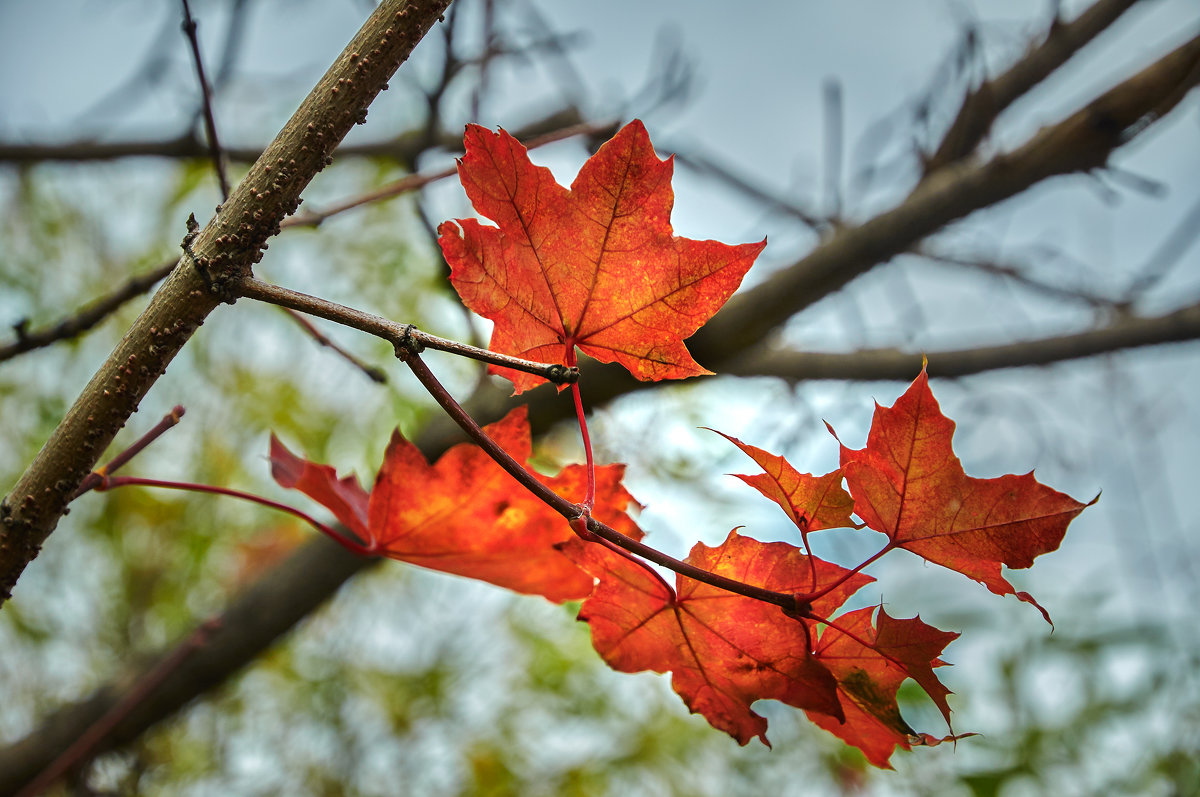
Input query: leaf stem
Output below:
<box><xmin>399</xmin><ymin>348</ymin><xmax>806</xmax><ymax>613</ymax></box>
<box><xmin>798</xmin><ymin>543</ymin><xmax>894</xmax><ymax>603</ymax></box>
<box><xmin>808</xmin><ymin>608</ymin><xmax>909</xmax><ymax>674</ymax></box>
<box><xmin>565</xmin><ymin>349</ymin><xmax>595</xmax><ymax>511</ymax></box>
<box><xmin>237</xmin><ymin>277</ymin><xmax>579</xmax><ymax>385</ymax></box>
<box><xmin>72</xmin><ymin>406</ymin><xmax>186</xmax><ymax>499</ymax></box>
<box><xmin>94</xmin><ymin>476</ymin><xmax>371</xmax><ymax>557</ymax></box>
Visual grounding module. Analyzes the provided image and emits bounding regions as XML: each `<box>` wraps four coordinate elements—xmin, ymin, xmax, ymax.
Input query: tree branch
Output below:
<box><xmin>0</xmin><ymin>260</ymin><xmax>176</xmax><ymax>364</ymax></box>
<box><xmin>0</xmin><ymin>0</ymin><xmax>452</xmax><ymax>605</ymax></box>
<box><xmin>688</xmin><ymin>29</ymin><xmax>1200</xmax><ymax>365</ymax></box>
<box><xmin>0</xmin><ymin>106</ymin><xmax>587</xmax><ymax>165</ymax></box>
<box><xmin>925</xmin><ymin>0</ymin><xmax>1144</xmax><ymax>174</ymax></box>
<box><xmin>725</xmin><ymin>299</ymin><xmax>1200</xmax><ymax>382</ymax></box>
<box><xmin>0</xmin><ymin>535</ymin><xmax>376</xmax><ymax>794</ymax></box>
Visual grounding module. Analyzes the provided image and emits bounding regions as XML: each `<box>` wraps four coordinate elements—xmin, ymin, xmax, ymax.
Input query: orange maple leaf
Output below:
<box><xmin>713</xmin><ymin>429</ymin><xmax>855</xmax><ymax>559</ymax></box>
<box><xmin>808</xmin><ymin>606</ymin><xmax>962</xmax><ymax>768</ymax></box>
<box><xmin>271</xmin><ymin>407</ymin><xmax>639</xmax><ymax>602</ymax></box>
<box><xmin>438</xmin><ymin>120</ymin><xmax>765</xmax><ymax>393</ymax></box>
<box><xmin>563</xmin><ymin>529</ymin><xmax>875</xmax><ymax>745</ymax></box>
<box><xmin>831</xmin><ymin>369</ymin><xmax>1090</xmax><ymax>619</ymax></box>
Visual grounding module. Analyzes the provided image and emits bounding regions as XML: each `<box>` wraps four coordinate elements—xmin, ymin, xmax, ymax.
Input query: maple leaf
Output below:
<box><xmin>271</xmin><ymin>407</ymin><xmax>639</xmax><ymax>602</ymax></box>
<box><xmin>808</xmin><ymin>606</ymin><xmax>961</xmax><ymax>768</ymax></box>
<box><xmin>269</xmin><ymin>436</ymin><xmax>371</xmax><ymax>542</ymax></box>
<box><xmin>832</xmin><ymin>369</ymin><xmax>1090</xmax><ymax>619</ymax></box>
<box><xmin>438</xmin><ymin>120</ymin><xmax>765</xmax><ymax>393</ymax></box>
<box><xmin>563</xmin><ymin>529</ymin><xmax>875</xmax><ymax>746</ymax></box>
<box><xmin>713</xmin><ymin>429</ymin><xmax>855</xmax><ymax>559</ymax></box>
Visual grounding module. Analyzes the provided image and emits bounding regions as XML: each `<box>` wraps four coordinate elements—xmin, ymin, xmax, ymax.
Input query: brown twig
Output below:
<box><xmin>72</xmin><ymin>405</ymin><xmax>186</xmax><ymax>499</ymax></box>
<box><xmin>918</xmin><ymin>246</ymin><xmax>1119</xmax><ymax>309</ymax></box>
<box><xmin>398</xmin><ymin>348</ymin><xmax>807</xmax><ymax>613</ymax></box>
<box><xmin>236</xmin><ymin>277</ymin><xmax>579</xmax><ymax>384</ymax></box>
<box><xmin>924</xmin><ymin>0</ymin><xmax>1142</xmax><ymax>175</ymax></box>
<box><xmin>180</xmin><ymin>0</ymin><xmax>230</xmax><ymax>200</ymax></box>
<box><xmin>0</xmin><ymin>260</ymin><xmax>176</xmax><ymax>364</ymax></box>
<box><xmin>286</xmin><ymin>118</ymin><xmax>617</xmax><ymax>228</ymax></box>
<box><xmin>282</xmin><ymin>309</ymin><xmax>387</xmax><ymax>383</ymax></box>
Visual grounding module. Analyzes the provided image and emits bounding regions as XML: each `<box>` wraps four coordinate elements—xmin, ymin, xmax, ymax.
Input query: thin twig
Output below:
<box><xmin>73</xmin><ymin>405</ymin><xmax>186</xmax><ymax>499</ymax></box>
<box><xmin>398</xmin><ymin>348</ymin><xmax>810</xmax><ymax>614</ymax></box>
<box><xmin>919</xmin><ymin>246</ymin><xmax>1119</xmax><ymax>309</ymax></box>
<box><xmin>286</xmin><ymin>118</ymin><xmax>617</xmax><ymax>228</ymax></box>
<box><xmin>237</xmin><ymin>277</ymin><xmax>579</xmax><ymax>384</ymax></box>
<box><xmin>180</xmin><ymin>0</ymin><xmax>230</xmax><ymax>199</ymax></box>
<box><xmin>282</xmin><ymin>309</ymin><xmax>387</xmax><ymax>383</ymax></box>
<box><xmin>0</xmin><ymin>259</ymin><xmax>176</xmax><ymax>364</ymax></box>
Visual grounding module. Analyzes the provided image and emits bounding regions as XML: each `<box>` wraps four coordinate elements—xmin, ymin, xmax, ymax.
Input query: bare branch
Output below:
<box><xmin>0</xmin><ymin>260</ymin><xmax>176</xmax><ymax>364</ymax></box>
<box><xmin>689</xmin><ymin>30</ymin><xmax>1200</xmax><ymax>364</ymax></box>
<box><xmin>281</xmin><ymin>309</ymin><xmax>388</xmax><ymax>384</ymax></box>
<box><xmin>0</xmin><ymin>106</ymin><xmax>588</xmax><ymax>165</ymax></box>
<box><xmin>924</xmin><ymin>0</ymin><xmax>1142</xmax><ymax>174</ymax></box>
<box><xmin>180</xmin><ymin>0</ymin><xmax>231</xmax><ymax>199</ymax></box>
<box><xmin>918</xmin><ymin>246</ymin><xmax>1120</xmax><ymax>309</ymax></box>
<box><xmin>286</xmin><ymin>116</ymin><xmax>617</xmax><ymax>228</ymax></box>
<box><xmin>237</xmin><ymin>277</ymin><xmax>579</xmax><ymax>384</ymax></box>
<box><xmin>726</xmin><ymin>299</ymin><xmax>1200</xmax><ymax>382</ymax></box>
<box><xmin>0</xmin><ymin>536</ymin><xmax>375</xmax><ymax>794</ymax></box>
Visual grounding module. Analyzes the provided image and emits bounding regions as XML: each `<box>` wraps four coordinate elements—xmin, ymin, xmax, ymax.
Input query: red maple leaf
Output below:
<box><xmin>562</xmin><ymin>529</ymin><xmax>875</xmax><ymax>745</ymax></box>
<box><xmin>270</xmin><ymin>407</ymin><xmax>639</xmax><ymax>602</ymax></box>
<box><xmin>808</xmin><ymin>606</ymin><xmax>962</xmax><ymax>768</ymax></box>
<box><xmin>438</xmin><ymin>120</ymin><xmax>765</xmax><ymax>393</ymax></box>
<box><xmin>832</xmin><ymin>369</ymin><xmax>1090</xmax><ymax>619</ymax></box>
<box><xmin>713</xmin><ymin>429</ymin><xmax>855</xmax><ymax>559</ymax></box>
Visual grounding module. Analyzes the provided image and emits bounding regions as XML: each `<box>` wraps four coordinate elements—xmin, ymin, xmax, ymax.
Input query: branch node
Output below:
<box><xmin>569</xmin><ymin>513</ymin><xmax>600</xmax><ymax>543</ymax></box>
<box><xmin>393</xmin><ymin>323</ymin><xmax>425</xmax><ymax>358</ymax></box>
<box><xmin>181</xmin><ymin>214</ymin><xmax>238</xmax><ymax>306</ymax></box>
<box><xmin>546</xmin><ymin>364</ymin><xmax>580</xmax><ymax>385</ymax></box>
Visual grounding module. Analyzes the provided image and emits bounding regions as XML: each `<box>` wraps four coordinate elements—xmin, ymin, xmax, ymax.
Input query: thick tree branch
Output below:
<box><xmin>925</xmin><ymin>0</ymin><xmax>1142</xmax><ymax>174</ymax></box>
<box><xmin>0</xmin><ymin>535</ymin><xmax>376</xmax><ymax>794</ymax></box>
<box><xmin>725</xmin><ymin>300</ymin><xmax>1200</xmax><ymax>382</ymax></box>
<box><xmin>688</xmin><ymin>30</ymin><xmax>1200</xmax><ymax>364</ymax></box>
<box><xmin>0</xmin><ymin>0</ymin><xmax>452</xmax><ymax>605</ymax></box>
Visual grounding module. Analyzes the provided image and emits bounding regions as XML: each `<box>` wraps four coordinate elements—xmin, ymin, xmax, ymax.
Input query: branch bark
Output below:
<box><xmin>924</xmin><ymin>0</ymin><xmax>1142</xmax><ymax>174</ymax></box>
<box><xmin>0</xmin><ymin>0</ymin><xmax>452</xmax><ymax>605</ymax></box>
<box><xmin>688</xmin><ymin>29</ymin><xmax>1200</xmax><ymax>363</ymax></box>
<box><xmin>0</xmin><ymin>106</ymin><xmax>586</xmax><ymax>166</ymax></box>
<box><xmin>726</xmin><ymin>300</ymin><xmax>1200</xmax><ymax>382</ymax></box>
<box><xmin>0</xmin><ymin>535</ymin><xmax>376</xmax><ymax>794</ymax></box>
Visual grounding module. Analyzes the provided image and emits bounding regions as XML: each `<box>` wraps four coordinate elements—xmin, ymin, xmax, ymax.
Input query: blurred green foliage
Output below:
<box><xmin>2</xmin><ymin>149</ymin><xmax>1199</xmax><ymax>797</ymax></box>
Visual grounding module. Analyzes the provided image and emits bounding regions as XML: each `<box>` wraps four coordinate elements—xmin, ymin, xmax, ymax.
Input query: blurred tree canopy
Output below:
<box><xmin>1</xmin><ymin>0</ymin><xmax>1199</xmax><ymax>794</ymax></box>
